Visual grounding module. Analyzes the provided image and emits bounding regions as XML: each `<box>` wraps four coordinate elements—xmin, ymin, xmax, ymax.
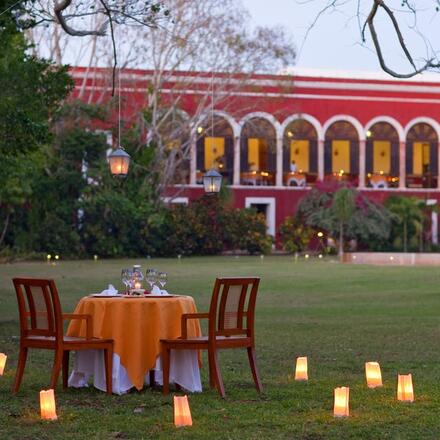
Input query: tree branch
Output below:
<box><xmin>54</xmin><ymin>0</ymin><xmax>108</xmax><ymax>36</ymax></box>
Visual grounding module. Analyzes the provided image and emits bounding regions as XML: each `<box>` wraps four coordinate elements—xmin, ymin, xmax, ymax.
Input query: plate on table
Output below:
<box><xmin>122</xmin><ymin>295</ymin><xmax>177</xmax><ymax>298</ymax></box>
<box><xmin>89</xmin><ymin>294</ymin><xmax>122</xmax><ymax>298</ymax></box>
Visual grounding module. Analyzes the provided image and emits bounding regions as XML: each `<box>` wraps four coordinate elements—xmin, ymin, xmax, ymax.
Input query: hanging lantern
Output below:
<box><xmin>108</xmin><ymin>147</ymin><xmax>131</xmax><ymax>177</ymax></box>
<box><xmin>397</xmin><ymin>374</ymin><xmax>414</xmax><ymax>402</ymax></box>
<box><xmin>203</xmin><ymin>169</ymin><xmax>222</xmax><ymax>194</ymax></box>
<box><xmin>0</xmin><ymin>353</ymin><xmax>7</xmax><ymax>375</ymax></box>
<box><xmin>294</xmin><ymin>356</ymin><xmax>308</xmax><ymax>381</ymax></box>
<box><xmin>333</xmin><ymin>387</ymin><xmax>349</xmax><ymax>417</ymax></box>
<box><xmin>365</xmin><ymin>362</ymin><xmax>382</xmax><ymax>388</ymax></box>
<box><xmin>40</xmin><ymin>389</ymin><xmax>58</xmax><ymax>420</ymax></box>
<box><xmin>174</xmin><ymin>395</ymin><xmax>192</xmax><ymax>427</ymax></box>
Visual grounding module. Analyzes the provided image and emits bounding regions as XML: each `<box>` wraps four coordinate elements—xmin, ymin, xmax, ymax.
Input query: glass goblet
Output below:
<box><xmin>157</xmin><ymin>272</ymin><xmax>167</xmax><ymax>289</ymax></box>
<box><xmin>145</xmin><ymin>268</ymin><xmax>158</xmax><ymax>290</ymax></box>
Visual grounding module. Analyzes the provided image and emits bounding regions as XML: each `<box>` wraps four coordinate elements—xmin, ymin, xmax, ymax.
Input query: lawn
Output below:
<box><xmin>1</xmin><ymin>256</ymin><xmax>440</xmax><ymax>439</ymax></box>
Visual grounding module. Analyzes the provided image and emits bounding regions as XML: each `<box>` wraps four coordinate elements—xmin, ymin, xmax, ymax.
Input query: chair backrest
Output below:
<box><xmin>12</xmin><ymin>278</ymin><xmax>63</xmax><ymax>340</ymax></box>
<box><xmin>208</xmin><ymin>277</ymin><xmax>260</xmax><ymax>339</ymax></box>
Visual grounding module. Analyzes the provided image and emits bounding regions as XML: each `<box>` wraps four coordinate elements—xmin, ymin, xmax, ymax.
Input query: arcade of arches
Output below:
<box><xmin>187</xmin><ymin>116</ymin><xmax>440</xmax><ymax>190</ymax></box>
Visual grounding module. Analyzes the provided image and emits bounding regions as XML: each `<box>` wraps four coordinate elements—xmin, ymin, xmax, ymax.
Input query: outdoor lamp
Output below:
<box><xmin>108</xmin><ymin>147</ymin><xmax>131</xmax><ymax>177</ymax></box>
<box><xmin>397</xmin><ymin>374</ymin><xmax>414</xmax><ymax>402</ymax></box>
<box><xmin>174</xmin><ymin>395</ymin><xmax>192</xmax><ymax>427</ymax></box>
<box><xmin>365</xmin><ymin>362</ymin><xmax>382</xmax><ymax>388</ymax></box>
<box><xmin>294</xmin><ymin>356</ymin><xmax>308</xmax><ymax>381</ymax></box>
<box><xmin>333</xmin><ymin>387</ymin><xmax>349</xmax><ymax>417</ymax></box>
<box><xmin>40</xmin><ymin>389</ymin><xmax>58</xmax><ymax>420</ymax></box>
<box><xmin>0</xmin><ymin>353</ymin><xmax>6</xmax><ymax>375</ymax></box>
<box><xmin>203</xmin><ymin>169</ymin><xmax>222</xmax><ymax>194</ymax></box>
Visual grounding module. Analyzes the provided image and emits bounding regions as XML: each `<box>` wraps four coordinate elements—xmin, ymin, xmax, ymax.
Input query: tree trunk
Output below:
<box><xmin>339</xmin><ymin>221</ymin><xmax>344</xmax><ymax>262</ymax></box>
<box><xmin>403</xmin><ymin>220</ymin><xmax>407</xmax><ymax>252</ymax></box>
<box><xmin>0</xmin><ymin>211</ymin><xmax>10</xmax><ymax>248</ymax></box>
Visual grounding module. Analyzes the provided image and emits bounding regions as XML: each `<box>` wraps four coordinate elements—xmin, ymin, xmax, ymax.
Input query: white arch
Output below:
<box><xmin>365</xmin><ymin>116</ymin><xmax>405</xmax><ymax>142</ymax></box>
<box><xmin>404</xmin><ymin>116</ymin><xmax>440</xmax><ymax>140</ymax></box>
<box><xmin>212</xmin><ymin>110</ymin><xmax>240</xmax><ymax>138</ymax></box>
<box><xmin>323</xmin><ymin>114</ymin><xmax>365</xmax><ymax>141</ymax></box>
<box><xmin>281</xmin><ymin>114</ymin><xmax>323</xmax><ymax>141</ymax></box>
<box><xmin>239</xmin><ymin>111</ymin><xmax>281</xmax><ymax>138</ymax></box>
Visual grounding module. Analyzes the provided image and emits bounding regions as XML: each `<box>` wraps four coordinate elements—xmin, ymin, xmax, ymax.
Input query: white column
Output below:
<box><xmin>358</xmin><ymin>140</ymin><xmax>366</xmax><ymax>189</ymax></box>
<box><xmin>233</xmin><ymin>136</ymin><xmax>240</xmax><ymax>186</ymax></box>
<box><xmin>432</xmin><ymin>211</ymin><xmax>438</xmax><ymax>245</ymax></box>
<box><xmin>437</xmin><ymin>142</ymin><xmax>440</xmax><ymax>189</ymax></box>
<box><xmin>399</xmin><ymin>141</ymin><xmax>406</xmax><ymax>189</ymax></box>
<box><xmin>276</xmin><ymin>137</ymin><xmax>283</xmax><ymax>187</ymax></box>
<box><xmin>190</xmin><ymin>134</ymin><xmax>196</xmax><ymax>185</ymax></box>
<box><xmin>318</xmin><ymin>139</ymin><xmax>324</xmax><ymax>181</ymax></box>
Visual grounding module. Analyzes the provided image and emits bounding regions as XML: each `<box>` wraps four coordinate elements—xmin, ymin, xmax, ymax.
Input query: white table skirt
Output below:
<box><xmin>68</xmin><ymin>349</ymin><xmax>202</xmax><ymax>395</ymax></box>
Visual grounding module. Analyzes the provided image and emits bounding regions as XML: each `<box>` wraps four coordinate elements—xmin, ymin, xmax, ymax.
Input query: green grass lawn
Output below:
<box><xmin>1</xmin><ymin>256</ymin><xmax>440</xmax><ymax>439</ymax></box>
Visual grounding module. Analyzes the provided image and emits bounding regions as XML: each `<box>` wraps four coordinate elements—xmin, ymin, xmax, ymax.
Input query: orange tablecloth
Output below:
<box><xmin>66</xmin><ymin>296</ymin><xmax>200</xmax><ymax>390</ymax></box>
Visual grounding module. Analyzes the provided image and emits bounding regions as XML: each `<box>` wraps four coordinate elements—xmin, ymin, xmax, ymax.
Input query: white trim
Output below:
<box><xmin>323</xmin><ymin>115</ymin><xmax>365</xmax><ymax>141</ymax></box>
<box><xmin>77</xmin><ymin>85</ymin><xmax>440</xmax><ymax>105</ymax></box>
<box><xmin>281</xmin><ymin>114</ymin><xmax>323</xmax><ymax>141</ymax></box>
<box><xmin>365</xmin><ymin>116</ymin><xmax>405</xmax><ymax>143</ymax></box>
<box><xmin>162</xmin><ymin>196</ymin><xmax>189</xmax><ymax>205</ymax></box>
<box><xmin>404</xmin><ymin>117</ymin><xmax>440</xmax><ymax>140</ymax></box>
<box><xmin>245</xmin><ymin>197</ymin><xmax>276</xmax><ymax>236</ymax></box>
<box><xmin>239</xmin><ymin>112</ymin><xmax>281</xmax><ymax>138</ymax></box>
<box><xmin>197</xmin><ymin>110</ymin><xmax>240</xmax><ymax>139</ymax></box>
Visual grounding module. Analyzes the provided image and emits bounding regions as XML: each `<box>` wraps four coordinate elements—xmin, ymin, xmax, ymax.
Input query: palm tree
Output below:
<box><xmin>331</xmin><ymin>188</ymin><xmax>356</xmax><ymax>260</ymax></box>
<box><xmin>386</xmin><ymin>196</ymin><xmax>424</xmax><ymax>252</ymax></box>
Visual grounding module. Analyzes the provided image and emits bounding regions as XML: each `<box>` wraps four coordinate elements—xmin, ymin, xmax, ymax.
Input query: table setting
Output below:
<box><xmin>67</xmin><ymin>264</ymin><xmax>202</xmax><ymax>395</ymax></box>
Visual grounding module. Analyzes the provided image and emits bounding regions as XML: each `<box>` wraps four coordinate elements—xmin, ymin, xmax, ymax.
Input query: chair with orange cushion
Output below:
<box><xmin>161</xmin><ymin>277</ymin><xmax>262</xmax><ymax>398</ymax></box>
<box><xmin>12</xmin><ymin>278</ymin><xmax>114</xmax><ymax>394</ymax></box>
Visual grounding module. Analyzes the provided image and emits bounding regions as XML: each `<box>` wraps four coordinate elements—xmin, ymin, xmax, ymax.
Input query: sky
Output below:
<box><xmin>241</xmin><ymin>0</ymin><xmax>440</xmax><ymax>74</ymax></box>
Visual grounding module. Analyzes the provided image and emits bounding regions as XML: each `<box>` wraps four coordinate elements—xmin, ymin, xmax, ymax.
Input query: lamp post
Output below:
<box><xmin>108</xmin><ymin>147</ymin><xmax>131</xmax><ymax>177</ymax></box>
<box><xmin>203</xmin><ymin>169</ymin><xmax>222</xmax><ymax>194</ymax></box>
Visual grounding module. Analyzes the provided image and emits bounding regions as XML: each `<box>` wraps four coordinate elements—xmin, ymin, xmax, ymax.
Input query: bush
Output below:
<box><xmin>279</xmin><ymin>216</ymin><xmax>314</xmax><ymax>253</ymax></box>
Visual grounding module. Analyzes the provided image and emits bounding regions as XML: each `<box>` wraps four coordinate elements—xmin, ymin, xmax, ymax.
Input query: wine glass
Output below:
<box><xmin>121</xmin><ymin>268</ymin><xmax>132</xmax><ymax>293</ymax></box>
<box><xmin>145</xmin><ymin>268</ymin><xmax>158</xmax><ymax>290</ymax></box>
<box><xmin>157</xmin><ymin>272</ymin><xmax>167</xmax><ymax>289</ymax></box>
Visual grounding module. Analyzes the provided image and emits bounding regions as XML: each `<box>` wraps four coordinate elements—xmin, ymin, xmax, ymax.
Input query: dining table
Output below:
<box><xmin>66</xmin><ymin>294</ymin><xmax>202</xmax><ymax>395</ymax></box>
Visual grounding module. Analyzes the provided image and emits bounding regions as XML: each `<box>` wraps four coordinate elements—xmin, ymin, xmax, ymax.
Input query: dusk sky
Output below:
<box><xmin>242</xmin><ymin>0</ymin><xmax>440</xmax><ymax>75</ymax></box>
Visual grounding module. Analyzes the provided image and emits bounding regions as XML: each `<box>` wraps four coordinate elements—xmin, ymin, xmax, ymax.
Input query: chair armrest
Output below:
<box><xmin>63</xmin><ymin>314</ymin><xmax>93</xmax><ymax>339</ymax></box>
<box><xmin>181</xmin><ymin>313</ymin><xmax>209</xmax><ymax>339</ymax></box>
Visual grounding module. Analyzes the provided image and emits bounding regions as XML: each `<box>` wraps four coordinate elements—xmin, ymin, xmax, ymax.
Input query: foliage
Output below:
<box><xmin>385</xmin><ymin>195</ymin><xmax>425</xmax><ymax>252</ymax></box>
<box><xmin>0</xmin><ymin>2</ymin><xmax>73</xmax><ymax>247</ymax></box>
<box><xmin>297</xmin><ymin>183</ymin><xmax>392</xmax><ymax>252</ymax></box>
<box><xmin>278</xmin><ymin>216</ymin><xmax>314</xmax><ymax>254</ymax></box>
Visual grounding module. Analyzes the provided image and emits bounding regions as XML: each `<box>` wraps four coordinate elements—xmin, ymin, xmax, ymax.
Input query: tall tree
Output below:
<box><xmin>331</xmin><ymin>188</ymin><xmax>356</xmax><ymax>259</ymax></box>
<box><xmin>0</xmin><ymin>0</ymin><xmax>73</xmax><ymax>248</ymax></box>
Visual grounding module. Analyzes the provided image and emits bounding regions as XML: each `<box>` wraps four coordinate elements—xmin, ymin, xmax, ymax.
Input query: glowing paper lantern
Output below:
<box><xmin>397</xmin><ymin>374</ymin><xmax>414</xmax><ymax>402</ymax></box>
<box><xmin>174</xmin><ymin>395</ymin><xmax>192</xmax><ymax>427</ymax></box>
<box><xmin>365</xmin><ymin>362</ymin><xmax>382</xmax><ymax>388</ymax></box>
<box><xmin>40</xmin><ymin>389</ymin><xmax>57</xmax><ymax>420</ymax></box>
<box><xmin>0</xmin><ymin>353</ymin><xmax>6</xmax><ymax>375</ymax></box>
<box><xmin>333</xmin><ymin>387</ymin><xmax>349</xmax><ymax>417</ymax></box>
<box><xmin>294</xmin><ymin>356</ymin><xmax>308</xmax><ymax>381</ymax></box>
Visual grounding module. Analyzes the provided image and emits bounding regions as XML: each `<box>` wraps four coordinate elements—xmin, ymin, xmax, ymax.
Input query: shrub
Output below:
<box><xmin>279</xmin><ymin>216</ymin><xmax>314</xmax><ymax>253</ymax></box>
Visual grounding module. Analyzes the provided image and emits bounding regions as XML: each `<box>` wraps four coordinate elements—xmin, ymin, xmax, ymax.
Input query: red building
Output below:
<box><xmin>71</xmin><ymin>67</ymin><xmax>440</xmax><ymax>243</ymax></box>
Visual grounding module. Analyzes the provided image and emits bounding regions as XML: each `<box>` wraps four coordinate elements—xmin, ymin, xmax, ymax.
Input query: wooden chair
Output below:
<box><xmin>161</xmin><ymin>277</ymin><xmax>262</xmax><ymax>398</ymax></box>
<box><xmin>12</xmin><ymin>278</ymin><xmax>114</xmax><ymax>394</ymax></box>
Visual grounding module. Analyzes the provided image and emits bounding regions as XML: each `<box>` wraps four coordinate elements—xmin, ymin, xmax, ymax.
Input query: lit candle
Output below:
<box><xmin>174</xmin><ymin>395</ymin><xmax>192</xmax><ymax>427</ymax></box>
<box><xmin>397</xmin><ymin>374</ymin><xmax>414</xmax><ymax>402</ymax></box>
<box><xmin>333</xmin><ymin>387</ymin><xmax>349</xmax><ymax>417</ymax></box>
<box><xmin>0</xmin><ymin>353</ymin><xmax>7</xmax><ymax>375</ymax></box>
<box><xmin>365</xmin><ymin>362</ymin><xmax>382</xmax><ymax>388</ymax></box>
<box><xmin>134</xmin><ymin>281</ymin><xmax>142</xmax><ymax>290</ymax></box>
<box><xmin>294</xmin><ymin>356</ymin><xmax>308</xmax><ymax>381</ymax></box>
<box><xmin>40</xmin><ymin>389</ymin><xmax>58</xmax><ymax>420</ymax></box>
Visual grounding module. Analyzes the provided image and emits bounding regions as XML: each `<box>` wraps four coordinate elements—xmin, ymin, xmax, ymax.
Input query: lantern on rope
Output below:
<box><xmin>203</xmin><ymin>169</ymin><xmax>222</xmax><ymax>194</ymax></box>
<box><xmin>294</xmin><ymin>356</ymin><xmax>308</xmax><ymax>381</ymax></box>
<box><xmin>333</xmin><ymin>387</ymin><xmax>349</xmax><ymax>417</ymax></box>
<box><xmin>40</xmin><ymin>389</ymin><xmax>58</xmax><ymax>420</ymax></box>
<box><xmin>0</xmin><ymin>353</ymin><xmax>7</xmax><ymax>375</ymax></box>
<box><xmin>174</xmin><ymin>395</ymin><xmax>192</xmax><ymax>427</ymax></box>
<box><xmin>397</xmin><ymin>374</ymin><xmax>414</xmax><ymax>402</ymax></box>
<box><xmin>365</xmin><ymin>362</ymin><xmax>382</xmax><ymax>388</ymax></box>
<box><xmin>108</xmin><ymin>147</ymin><xmax>131</xmax><ymax>177</ymax></box>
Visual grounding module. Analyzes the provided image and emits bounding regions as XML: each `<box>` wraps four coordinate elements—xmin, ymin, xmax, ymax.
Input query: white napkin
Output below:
<box><xmin>97</xmin><ymin>284</ymin><xmax>119</xmax><ymax>296</ymax></box>
<box><xmin>151</xmin><ymin>285</ymin><xmax>169</xmax><ymax>296</ymax></box>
